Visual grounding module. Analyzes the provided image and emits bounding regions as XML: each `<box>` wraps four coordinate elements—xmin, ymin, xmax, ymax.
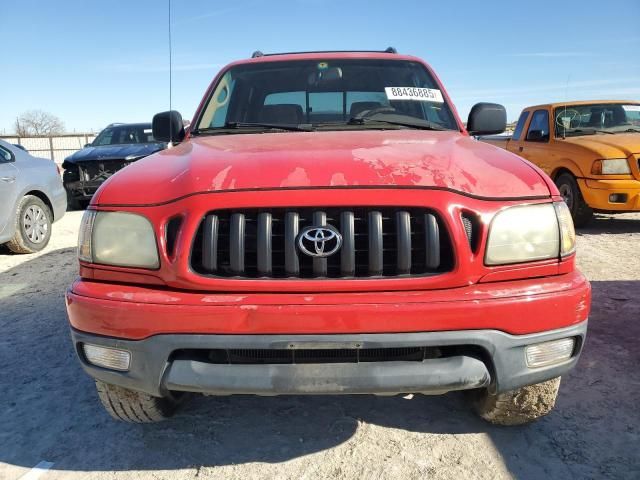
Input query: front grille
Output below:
<box><xmin>175</xmin><ymin>346</ymin><xmax>444</xmax><ymax>364</ymax></box>
<box><xmin>77</xmin><ymin>160</ymin><xmax>128</xmax><ymax>182</ymax></box>
<box><xmin>191</xmin><ymin>207</ymin><xmax>453</xmax><ymax>279</ymax></box>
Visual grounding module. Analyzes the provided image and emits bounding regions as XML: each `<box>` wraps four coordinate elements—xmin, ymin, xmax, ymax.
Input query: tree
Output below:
<box><xmin>14</xmin><ymin>110</ymin><xmax>65</xmax><ymax>136</ymax></box>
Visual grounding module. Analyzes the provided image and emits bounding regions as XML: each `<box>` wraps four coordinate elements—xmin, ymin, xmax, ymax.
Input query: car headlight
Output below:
<box><xmin>485</xmin><ymin>202</ymin><xmax>575</xmax><ymax>266</ymax></box>
<box><xmin>78</xmin><ymin>210</ymin><xmax>159</xmax><ymax>268</ymax></box>
<box><xmin>591</xmin><ymin>158</ymin><xmax>631</xmax><ymax>175</ymax></box>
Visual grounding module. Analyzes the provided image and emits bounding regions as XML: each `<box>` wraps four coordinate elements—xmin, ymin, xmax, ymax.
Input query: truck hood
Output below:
<box><xmin>93</xmin><ymin>130</ymin><xmax>551</xmax><ymax>205</ymax></box>
<box><xmin>561</xmin><ymin>133</ymin><xmax>640</xmax><ymax>157</ymax></box>
<box><xmin>63</xmin><ymin>143</ymin><xmax>166</xmax><ymax>165</ymax></box>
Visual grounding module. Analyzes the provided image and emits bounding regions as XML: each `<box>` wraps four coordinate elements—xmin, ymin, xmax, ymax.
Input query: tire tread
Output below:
<box><xmin>471</xmin><ymin>377</ymin><xmax>561</xmax><ymax>426</ymax></box>
<box><xmin>95</xmin><ymin>380</ymin><xmax>178</xmax><ymax>423</ymax></box>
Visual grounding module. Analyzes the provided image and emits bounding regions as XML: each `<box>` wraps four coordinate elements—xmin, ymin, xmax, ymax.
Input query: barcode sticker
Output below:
<box><xmin>385</xmin><ymin>87</ymin><xmax>444</xmax><ymax>103</ymax></box>
<box><xmin>622</xmin><ymin>105</ymin><xmax>640</xmax><ymax>112</ymax></box>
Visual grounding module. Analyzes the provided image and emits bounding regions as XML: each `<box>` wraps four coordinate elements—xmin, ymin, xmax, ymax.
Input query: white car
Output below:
<box><xmin>0</xmin><ymin>139</ymin><xmax>66</xmax><ymax>253</ymax></box>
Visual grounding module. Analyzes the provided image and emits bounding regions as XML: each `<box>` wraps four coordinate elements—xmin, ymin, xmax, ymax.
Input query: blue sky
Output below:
<box><xmin>2</xmin><ymin>0</ymin><xmax>639</xmax><ymax>133</ymax></box>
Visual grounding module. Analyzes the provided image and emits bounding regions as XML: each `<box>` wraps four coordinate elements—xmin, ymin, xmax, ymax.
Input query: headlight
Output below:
<box><xmin>485</xmin><ymin>202</ymin><xmax>575</xmax><ymax>266</ymax></box>
<box><xmin>591</xmin><ymin>158</ymin><xmax>631</xmax><ymax>175</ymax></box>
<box><xmin>78</xmin><ymin>210</ymin><xmax>159</xmax><ymax>268</ymax></box>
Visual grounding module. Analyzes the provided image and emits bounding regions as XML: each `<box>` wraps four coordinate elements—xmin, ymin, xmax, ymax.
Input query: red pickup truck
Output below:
<box><xmin>66</xmin><ymin>50</ymin><xmax>590</xmax><ymax>425</ymax></box>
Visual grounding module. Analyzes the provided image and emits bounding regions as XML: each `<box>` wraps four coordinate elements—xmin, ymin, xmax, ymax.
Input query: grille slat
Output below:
<box><xmin>368</xmin><ymin>211</ymin><xmax>383</xmax><ymax>276</ymax></box>
<box><xmin>230</xmin><ymin>213</ymin><xmax>245</xmax><ymax>274</ymax></box>
<box><xmin>284</xmin><ymin>212</ymin><xmax>300</xmax><ymax>276</ymax></box>
<box><xmin>312</xmin><ymin>211</ymin><xmax>328</xmax><ymax>277</ymax></box>
<box><xmin>192</xmin><ymin>207</ymin><xmax>452</xmax><ymax>279</ymax></box>
<box><xmin>424</xmin><ymin>213</ymin><xmax>440</xmax><ymax>269</ymax></box>
<box><xmin>257</xmin><ymin>213</ymin><xmax>272</xmax><ymax>275</ymax></box>
<box><xmin>396</xmin><ymin>211</ymin><xmax>412</xmax><ymax>274</ymax></box>
<box><xmin>340</xmin><ymin>211</ymin><xmax>355</xmax><ymax>276</ymax></box>
<box><xmin>202</xmin><ymin>215</ymin><xmax>218</xmax><ymax>271</ymax></box>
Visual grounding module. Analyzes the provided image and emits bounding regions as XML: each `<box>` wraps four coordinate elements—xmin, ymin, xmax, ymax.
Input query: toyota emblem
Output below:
<box><xmin>297</xmin><ymin>225</ymin><xmax>342</xmax><ymax>258</ymax></box>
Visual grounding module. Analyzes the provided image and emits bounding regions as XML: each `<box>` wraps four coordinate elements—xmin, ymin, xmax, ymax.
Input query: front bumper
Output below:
<box><xmin>578</xmin><ymin>178</ymin><xmax>640</xmax><ymax>211</ymax></box>
<box><xmin>70</xmin><ymin>322</ymin><xmax>587</xmax><ymax>397</ymax></box>
<box><xmin>64</xmin><ymin>181</ymin><xmax>103</xmax><ymax>201</ymax></box>
<box><xmin>66</xmin><ymin>271</ymin><xmax>590</xmax><ymax>397</ymax></box>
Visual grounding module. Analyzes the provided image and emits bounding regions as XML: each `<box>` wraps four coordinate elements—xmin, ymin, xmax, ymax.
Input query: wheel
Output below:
<box><xmin>469</xmin><ymin>377</ymin><xmax>561</xmax><ymax>426</ymax></box>
<box><xmin>555</xmin><ymin>173</ymin><xmax>593</xmax><ymax>227</ymax></box>
<box><xmin>5</xmin><ymin>195</ymin><xmax>52</xmax><ymax>254</ymax></box>
<box><xmin>95</xmin><ymin>380</ymin><xmax>182</xmax><ymax>423</ymax></box>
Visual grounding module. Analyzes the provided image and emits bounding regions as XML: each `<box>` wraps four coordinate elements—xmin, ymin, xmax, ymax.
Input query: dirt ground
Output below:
<box><xmin>1</xmin><ymin>211</ymin><xmax>639</xmax><ymax>480</ymax></box>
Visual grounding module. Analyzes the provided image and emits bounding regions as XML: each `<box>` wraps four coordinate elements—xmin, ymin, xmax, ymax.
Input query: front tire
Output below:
<box><xmin>5</xmin><ymin>195</ymin><xmax>52</xmax><ymax>254</ymax></box>
<box><xmin>470</xmin><ymin>377</ymin><xmax>561</xmax><ymax>426</ymax></box>
<box><xmin>95</xmin><ymin>381</ymin><xmax>182</xmax><ymax>423</ymax></box>
<box><xmin>555</xmin><ymin>173</ymin><xmax>593</xmax><ymax>227</ymax></box>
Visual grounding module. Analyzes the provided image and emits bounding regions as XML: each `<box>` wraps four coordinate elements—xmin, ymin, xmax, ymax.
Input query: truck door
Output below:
<box><xmin>0</xmin><ymin>145</ymin><xmax>19</xmax><ymax>235</ymax></box>
<box><xmin>518</xmin><ymin>109</ymin><xmax>552</xmax><ymax>174</ymax></box>
<box><xmin>506</xmin><ymin>110</ymin><xmax>530</xmax><ymax>154</ymax></box>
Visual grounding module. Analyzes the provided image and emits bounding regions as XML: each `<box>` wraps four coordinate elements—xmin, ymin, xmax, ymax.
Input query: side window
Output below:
<box><xmin>0</xmin><ymin>145</ymin><xmax>14</xmax><ymax>162</ymax></box>
<box><xmin>93</xmin><ymin>128</ymin><xmax>114</xmax><ymax>146</ymax></box>
<box><xmin>512</xmin><ymin>111</ymin><xmax>529</xmax><ymax>141</ymax></box>
<box><xmin>264</xmin><ymin>91</ymin><xmax>306</xmax><ymax>110</ymax></box>
<box><xmin>208</xmin><ymin>74</ymin><xmax>236</xmax><ymax>127</ymax></box>
<box><xmin>346</xmin><ymin>91</ymin><xmax>388</xmax><ymax>115</ymax></box>
<box><xmin>309</xmin><ymin>92</ymin><xmax>342</xmax><ymax>113</ymax></box>
<box><xmin>526</xmin><ymin>109</ymin><xmax>550</xmax><ymax>142</ymax></box>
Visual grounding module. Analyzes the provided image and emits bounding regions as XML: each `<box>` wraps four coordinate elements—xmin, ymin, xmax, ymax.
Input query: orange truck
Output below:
<box><xmin>481</xmin><ymin>100</ymin><xmax>640</xmax><ymax>226</ymax></box>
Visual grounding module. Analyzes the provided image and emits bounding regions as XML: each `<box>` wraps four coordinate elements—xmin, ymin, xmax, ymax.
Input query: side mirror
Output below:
<box><xmin>467</xmin><ymin>102</ymin><xmax>507</xmax><ymax>136</ymax></box>
<box><xmin>152</xmin><ymin>110</ymin><xmax>185</xmax><ymax>143</ymax></box>
<box><xmin>526</xmin><ymin>129</ymin><xmax>548</xmax><ymax>142</ymax></box>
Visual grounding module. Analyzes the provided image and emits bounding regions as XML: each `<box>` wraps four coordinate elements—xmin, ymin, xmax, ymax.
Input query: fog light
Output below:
<box><xmin>525</xmin><ymin>338</ymin><xmax>575</xmax><ymax>368</ymax></box>
<box><xmin>83</xmin><ymin>344</ymin><xmax>131</xmax><ymax>371</ymax></box>
<box><xmin>609</xmin><ymin>193</ymin><xmax>627</xmax><ymax>204</ymax></box>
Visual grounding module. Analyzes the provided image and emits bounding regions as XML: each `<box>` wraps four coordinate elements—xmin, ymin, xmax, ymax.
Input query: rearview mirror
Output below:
<box><xmin>152</xmin><ymin>110</ymin><xmax>185</xmax><ymax>143</ymax></box>
<box><xmin>307</xmin><ymin>67</ymin><xmax>343</xmax><ymax>87</ymax></box>
<box><xmin>467</xmin><ymin>103</ymin><xmax>507</xmax><ymax>136</ymax></box>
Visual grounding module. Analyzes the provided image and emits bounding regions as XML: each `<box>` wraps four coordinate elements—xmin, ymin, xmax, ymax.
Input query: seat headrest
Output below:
<box><xmin>350</xmin><ymin>101</ymin><xmax>383</xmax><ymax>118</ymax></box>
<box><xmin>259</xmin><ymin>104</ymin><xmax>304</xmax><ymax>124</ymax></box>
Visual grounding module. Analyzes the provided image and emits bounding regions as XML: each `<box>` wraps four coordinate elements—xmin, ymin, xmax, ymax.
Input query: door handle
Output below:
<box><xmin>1</xmin><ymin>176</ymin><xmax>16</xmax><ymax>183</ymax></box>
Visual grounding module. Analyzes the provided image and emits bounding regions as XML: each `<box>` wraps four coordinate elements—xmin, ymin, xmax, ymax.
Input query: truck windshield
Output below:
<box><xmin>92</xmin><ymin>125</ymin><xmax>156</xmax><ymax>146</ymax></box>
<box><xmin>194</xmin><ymin>59</ymin><xmax>459</xmax><ymax>133</ymax></box>
<box><xmin>554</xmin><ymin>103</ymin><xmax>640</xmax><ymax>137</ymax></box>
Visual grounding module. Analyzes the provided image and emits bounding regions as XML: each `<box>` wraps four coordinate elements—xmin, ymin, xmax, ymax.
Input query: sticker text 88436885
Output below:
<box><xmin>385</xmin><ymin>87</ymin><xmax>444</xmax><ymax>103</ymax></box>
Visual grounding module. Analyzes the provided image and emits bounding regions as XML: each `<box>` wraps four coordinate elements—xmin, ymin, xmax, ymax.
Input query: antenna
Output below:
<box><xmin>168</xmin><ymin>0</ymin><xmax>173</xmax><ymax>147</ymax></box>
<box><xmin>562</xmin><ymin>74</ymin><xmax>571</xmax><ymax>140</ymax></box>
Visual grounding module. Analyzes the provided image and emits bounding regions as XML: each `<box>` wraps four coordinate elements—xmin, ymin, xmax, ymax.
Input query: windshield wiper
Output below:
<box><xmin>347</xmin><ymin>115</ymin><xmax>449</xmax><ymax>131</ymax></box>
<box><xmin>192</xmin><ymin>122</ymin><xmax>313</xmax><ymax>135</ymax></box>
<box><xmin>564</xmin><ymin>128</ymin><xmax>615</xmax><ymax>136</ymax></box>
<box><xmin>224</xmin><ymin>122</ymin><xmax>313</xmax><ymax>132</ymax></box>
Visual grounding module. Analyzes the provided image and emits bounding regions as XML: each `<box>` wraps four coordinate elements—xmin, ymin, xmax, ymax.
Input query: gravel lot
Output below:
<box><xmin>1</xmin><ymin>211</ymin><xmax>639</xmax><ymax>480</ymax></box>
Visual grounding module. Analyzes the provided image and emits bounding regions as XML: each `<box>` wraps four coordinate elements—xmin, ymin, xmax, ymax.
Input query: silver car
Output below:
<box><xmin>0</xmin><ymin>139</ymin><xmax>66</xmax><ymax>253</ymax></box>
